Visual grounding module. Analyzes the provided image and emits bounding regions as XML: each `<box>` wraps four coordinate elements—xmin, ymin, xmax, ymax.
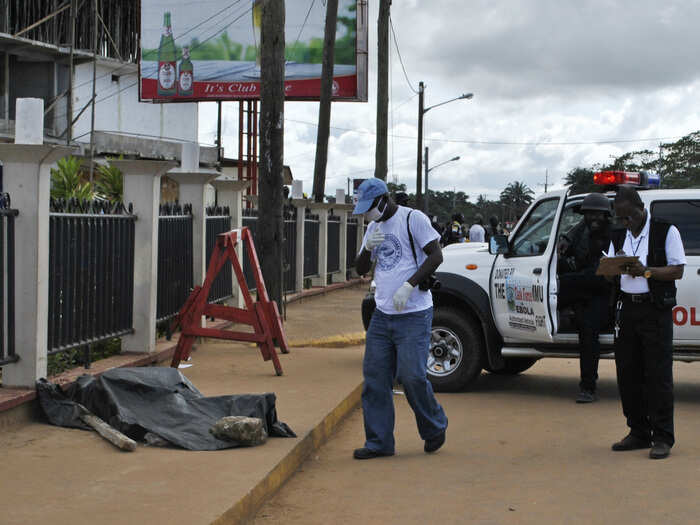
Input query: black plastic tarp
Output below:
<box><xmin>36</xmin><ymin>367</ymin><xmax>295</xmax><ymax>450</ymax></box>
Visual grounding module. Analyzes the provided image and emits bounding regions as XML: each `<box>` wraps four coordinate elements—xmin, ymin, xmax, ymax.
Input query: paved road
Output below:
<box><xmin>252</xmin><ymin>358</ymin><xmax>700</xmax><ymax>525</ymax></box>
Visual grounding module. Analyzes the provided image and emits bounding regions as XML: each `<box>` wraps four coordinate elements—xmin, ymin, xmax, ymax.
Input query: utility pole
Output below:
<box><xmin>423</xmin><ymin>146</ymin><xmax>429</xmax><ymax>213</ymax></box>
<box><xmin>538</xmin><ymin>168</ymin><xmax>548</xmax><ymax>193</ymax></box>
<box><xmin>416</xmin><ymin>81</ymin><xmax>424</xmax><ymax>209</ymax></box>
<box><xmin>89</xmin><ymin>0</ymin><xmax>98</xmax><ymax>184</ymax></box>
<box><xmin>374</xmin><ymin>0</ymin><xmax>391</xmax><ymax>181</ymax></box>
<box><xmin>67</xmin><ymin>0</ymin><xmax>76</xmax><ymax>144</ymax></box>
<box><xmin>312</xmin><ymin>0</ymin><xmax>339</xmax><ymax>202</ymax></box>
<box><xmin>258</xmin><ymin>0</ymin><xmax>285</xmax><ymax>310</ymax></box>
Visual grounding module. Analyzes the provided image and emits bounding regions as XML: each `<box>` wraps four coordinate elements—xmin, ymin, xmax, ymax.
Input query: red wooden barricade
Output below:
<box><xmin>169</xmin><ymin>227</ymin><xmax>289</xmax><ymax>375</ymax></box>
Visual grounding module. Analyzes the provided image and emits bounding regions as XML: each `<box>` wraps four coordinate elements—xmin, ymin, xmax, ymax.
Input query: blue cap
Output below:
<box><xmin>353</xmin><ymin>178</ymin><xmax>388</xmax><ymax>214</ymax></box>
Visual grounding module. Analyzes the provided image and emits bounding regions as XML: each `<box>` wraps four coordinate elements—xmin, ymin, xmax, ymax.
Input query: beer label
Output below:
<box><xmin>158</xmin><ymin>62</ymin><xmax>176</xmax><ymax>89</ymax></box>
<box><xmin>179</xmin><ymin>71</ymin><xmax>193</xmax><ymax>92</ymax></box>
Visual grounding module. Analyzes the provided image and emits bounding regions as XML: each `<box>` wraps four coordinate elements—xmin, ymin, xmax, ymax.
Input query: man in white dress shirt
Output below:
<box><xmin>607</xmin><ymin>185</ymin><xmax>685</xmax><ymax>460</ymax></box>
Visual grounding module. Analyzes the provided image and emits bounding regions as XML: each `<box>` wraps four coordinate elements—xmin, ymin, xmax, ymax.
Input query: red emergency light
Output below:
<box><xmin>593</xmin><ymin>170</ymin><xmax>641</xmax><ymax>186</ymax></box>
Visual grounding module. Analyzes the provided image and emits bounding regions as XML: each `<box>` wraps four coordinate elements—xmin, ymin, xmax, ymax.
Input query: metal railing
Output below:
<box><xmin>48</xmin><ymin>199</ymin><xmax>136</xmax><ymax>363</ymax></box>
<box><xmin>327</xmin><ymin>213</ymin><xmax>341</xmax><ymax>273</ymax></box>
<box><xmin>1</xmin><ymin>193</ymin><xmax>18</xmax><ymax>366</ymax></box>
<box><xmin>205</xmin><ymin>206</ymin><xmax>233</xmax><ymax>303</ymax></box>
<box><xmin>156</xmin><ymin>202</ymin><xmax>193</xmax><ymax>322</ymax></box>
<box><xmin>303</xmin><ymin>212</ymin><xmax>320</xmax><ymax>277</ymax></box>
<box><xmin>346</xmin><ymin>217</ymin><xmax>358</xmax><ymax>270</ymax></box>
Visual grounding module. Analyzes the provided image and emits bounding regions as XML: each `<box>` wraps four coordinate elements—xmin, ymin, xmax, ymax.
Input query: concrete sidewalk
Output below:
<box><xmin>0</xmin><ymin>284</ymin><xmax>369</xmax><ymax>525</ymax></box>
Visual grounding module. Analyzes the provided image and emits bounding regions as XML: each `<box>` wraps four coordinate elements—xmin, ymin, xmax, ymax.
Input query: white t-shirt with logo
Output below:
<box><xmin>362</xmin><ymin>206</ymin><xmax>440</xmax><ymax>315</ymax></box>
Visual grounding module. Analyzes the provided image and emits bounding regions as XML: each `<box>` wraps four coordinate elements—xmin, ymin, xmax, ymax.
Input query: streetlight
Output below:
<box><xmin>416</xmin><ymin>82</ymin><xmax>472</xmax><ymax>210</ymax></box>
<box><xmin>424</xmin><ymin>147</ymin><xmax>460</xmax><ymax>213</ymax></box>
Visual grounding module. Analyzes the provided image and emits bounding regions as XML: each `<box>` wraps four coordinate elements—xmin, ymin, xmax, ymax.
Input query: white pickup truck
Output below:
<box><xmin>423</xmin><ymin>180</ymin><xmax>700</xmax><ymax>391</ymax></box>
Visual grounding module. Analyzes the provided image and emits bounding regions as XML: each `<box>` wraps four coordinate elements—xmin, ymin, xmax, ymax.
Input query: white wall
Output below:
<box><xmin>72</xmin><ymin>61</ymin><xmax>198</xmax><ymax>144</ymax></box>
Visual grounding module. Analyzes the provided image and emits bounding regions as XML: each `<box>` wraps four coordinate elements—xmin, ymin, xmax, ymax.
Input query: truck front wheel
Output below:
<box><xmin>428</xmin><ymin>308</ymin><xmax>484</xmax><ymax>392</ymax></box>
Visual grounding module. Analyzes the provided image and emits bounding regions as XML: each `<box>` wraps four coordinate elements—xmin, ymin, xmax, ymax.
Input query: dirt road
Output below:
<box><xmin>252</xmin><ymin>359</ymin><xmax>700</xmax><ymax>525</ymax></box>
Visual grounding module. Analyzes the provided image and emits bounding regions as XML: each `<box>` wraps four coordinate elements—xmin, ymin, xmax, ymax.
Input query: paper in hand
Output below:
<box><xmin>596</xmin><ymin>255</ymin><xmax>640</xmax><ymax>276</ymax></box>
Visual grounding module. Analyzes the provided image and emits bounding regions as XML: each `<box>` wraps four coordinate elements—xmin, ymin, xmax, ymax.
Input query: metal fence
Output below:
<box><xmin>47</xmin><ymin>199</ymin><xmax>136</xmax><ymax>362</ymax></box>
<box><xmin>346</xmin><ymin>217</ymin><xmax>358</xmax><ymax>269</ymax></box>
<box><xmin>242</xmin><ymin>208</ymin><xmax>298</xmax><ymax>294</ymax></box>
<box><xmin>304</xmin><ymin>212</ymin><xmax>320</xmax><ymax>277</ymax></box>
<box><xmin>205</xmin><ymin>207</ymin><xmax>233</xmax><ymax>303</ymax></box>
<box><xmin>327</xmin><ymin>213</ymin><xmax>341</xmax><ymax>273</ymax></box>
<box><xmin>156</xmin><ymin>203</ymin><xmax>193</xmax><ymax>322</ymax></box>
<box><xmin>0</xmin><ymin>193</ymin><xmax>18</xmax><ymax>366</ymax></box>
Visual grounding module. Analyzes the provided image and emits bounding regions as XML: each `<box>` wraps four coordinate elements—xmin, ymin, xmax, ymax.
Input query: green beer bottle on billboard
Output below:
<box><xmin>157</xmin><ymin>12</ymin><xmax>177</xmax><ymax>96</ymax></box>
<box><xmin>178</xmin><ymin>46</ymin><xmax>193</xmax><ymax>96</ymax></box>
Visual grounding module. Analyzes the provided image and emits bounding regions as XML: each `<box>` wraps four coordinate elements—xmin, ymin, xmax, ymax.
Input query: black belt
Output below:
<box><xmin>622</xmin><ymin>292</ymin><xmax>652</xmax><ymax>303</ymax></box>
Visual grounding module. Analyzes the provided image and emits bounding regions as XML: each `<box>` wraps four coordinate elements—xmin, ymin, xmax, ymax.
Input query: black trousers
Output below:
<box><xmin>614</xmin><ymin>299</ymin><xmax>674</xmax><ymax>446</ymax></box>
<box><xmin>559</xmin><ymin>271</ymin><xmax>610</xmax><ymax>392</ymax></box>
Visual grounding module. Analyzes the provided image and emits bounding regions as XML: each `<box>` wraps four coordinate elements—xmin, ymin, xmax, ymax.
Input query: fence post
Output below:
<box><xmin>168</xmin><ymin>143</ymin><xmax>219</xmax><ymax>288</ymax></box>
<box><xmin>335</xmin><ymin>204</ymin><xmax>354</xmax><ymax>283</ymax></box>
<box><xmin>113</xmin><ymin>159</ymin><xmax>176</xmax><ymax>354</ymax></box>
<box><xmin>210</xmin><ymin>177</ymin><xmax>249</xmax><ymax>307</ymax></box>
<box><xmin>308</xmin><ymin>203</ymin><xmax>329</xmax><ymax>287</ymax></box>
<box><xmin>0</xmin><ymin>98</ymin><xmax>74</xmax><ymax>387</ymax></box>
<box><xmin>292</xmin><ymin>198</ymin><xmax>306</xmax><ymax>292</ymax></box>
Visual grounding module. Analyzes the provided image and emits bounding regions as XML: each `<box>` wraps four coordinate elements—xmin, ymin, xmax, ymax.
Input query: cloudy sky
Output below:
<box><xmin>198</xmin><ymin>0</ymin><xmax>700</xmax><ymax>202</ymax></box>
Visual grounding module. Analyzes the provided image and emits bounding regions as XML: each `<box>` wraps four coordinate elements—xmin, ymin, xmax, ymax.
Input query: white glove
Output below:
<box><xmin>393</xmin><ymin>282</ymin><xmax>414</xmax><ymax>312</ymax></box>
<box><xmin>365</xmin><ymin>229</ymin><xmax>385</xmax><ymax>250</ymax></box>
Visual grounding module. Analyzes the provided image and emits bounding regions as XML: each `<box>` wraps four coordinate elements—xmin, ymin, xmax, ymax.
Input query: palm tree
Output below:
<box><xmin>50</xmin><ymin>156</ymin><xmax>94</xmax><ymax>201</ymax></box>
<box><xmin>500</xmin><ymin>181</ymin><xmax>534</xmax><ymax>221</ymax></box>
<box><xmin>94</xmin><ymin>157</ymin><xmax>124</xmax><ymax>203</ymax></box>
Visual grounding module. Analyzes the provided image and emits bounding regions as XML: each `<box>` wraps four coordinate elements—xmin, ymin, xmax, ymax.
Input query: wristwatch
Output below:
<box><xmin>643</xmin><ymin>268</ymin><xmax>653</xmax><ymax>279</ymax></box>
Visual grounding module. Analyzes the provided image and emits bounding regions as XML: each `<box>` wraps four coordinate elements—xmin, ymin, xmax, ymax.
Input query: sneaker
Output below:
<box><xmin>575</xmin><ymin>390</ymin><xmax>598</xmax><ymax>403</ymax></box>
<box><xmin>353</xmin><ymin>447</ymin><xmax>394</xmax><ymax>460</ymax></box>
<box><xmin>649</xmin><ymin>442</ymin><xmax>671</xmax><ymax>459</ymax></box>
<box><xmin>424</xmin><ymin>430</ymin><xmax>446</xmax><ymax>453</ymax></box>
<box><xmin>611</xmin><ymin>433</ymin><xmax>652</xmax><ymax>451</ymax></box>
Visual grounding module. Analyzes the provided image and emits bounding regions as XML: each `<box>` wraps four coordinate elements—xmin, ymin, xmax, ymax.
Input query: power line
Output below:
<box><xmin>294</xmin><ymin>0</ymin><xmax>316</xmax><ymax>45</ymax></box>
<box><xmin>389</xmin><ymin>17</ymin><xmax>418</xmax><ymax>94</ymax></box>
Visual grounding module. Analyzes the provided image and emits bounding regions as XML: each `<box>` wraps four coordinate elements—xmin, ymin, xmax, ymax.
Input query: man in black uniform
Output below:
<box><xmin>608</xmin><ymin>185</ymin><xmax>685</xmax><ymax>460</ymax></box>
<box><xmin>557</xmin><ymin>193</ymin><xmax>612</xmax><ymax>403</ymax></box>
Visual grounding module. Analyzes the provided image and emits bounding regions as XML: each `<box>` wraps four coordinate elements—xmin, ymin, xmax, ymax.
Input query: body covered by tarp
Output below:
<box><xmin>36</xmin><ymin>367</ymin><xmax>295</xmax><ymax>450</ymax></box>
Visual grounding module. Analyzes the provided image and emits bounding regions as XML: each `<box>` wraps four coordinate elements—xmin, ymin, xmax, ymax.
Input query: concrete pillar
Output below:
<box><xmin>113</xmin><ymin>159</ymin><xmax>176</xmax><ymax>354</ymax></box>
<box><xmin>353</xmin><ymin>215</ymin><xmax>365</xmax><ymax>278</ymax></box>
<box><xmin>210</xmin><ymin>177</ymin><xmax>250</xmax><ymax>307</ymax></box>
<box><xmin>292</xmin><ymin>199</ymin><xmax>306</xmax><ymax>291</ymax></box>
<box><xmin>308</xmin><ymin>203</ymin><xmax>332</xmax><ymax>287</ymax></box>
<box><xmin>168</xmin><ymin>143</ymin><xmax>219</xmax><ymax>287</ymax></box>
<box><xmin>0</xmin><ymin>144</ymin><xmax>73</xmax><ymax>387</ymax></box>
<box><xmin>333</xmin><ymin>203</ymin><xmax>353</xmax><ymax>283</ymax></box>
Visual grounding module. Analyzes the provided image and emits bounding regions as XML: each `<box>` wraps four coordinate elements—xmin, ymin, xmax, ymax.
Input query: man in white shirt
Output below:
<box><xmin>352</xmin><ymin>178</ymin><xmax>448</xmax><ymax>460</ymax></box>
<box><xmin>607</xmin><ymin>185</ymin><xmax>685</xmax><ymax>460</ymax></box>
<box><xmin>468</xmin><ymin>214</ymin><xmax>486</xmax><ymax>242</ymax></box>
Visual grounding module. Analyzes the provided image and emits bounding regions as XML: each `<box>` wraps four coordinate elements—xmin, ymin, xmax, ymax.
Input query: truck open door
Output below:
<box><xmin>489</xmin><ymin>190</ymin><xmax>567</xmax><ymax>343</ymax></box>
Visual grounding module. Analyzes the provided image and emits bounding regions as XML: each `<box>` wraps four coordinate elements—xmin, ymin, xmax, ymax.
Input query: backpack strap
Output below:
<box><xmin>407</xmin><ymin>210</ymin><xmax>419</xmax><ymax>268</ymax></box>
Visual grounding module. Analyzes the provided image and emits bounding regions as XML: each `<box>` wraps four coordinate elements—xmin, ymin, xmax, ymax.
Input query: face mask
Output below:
<box><xmin>364</xmin><ymin>196</ymin><xmax>387</xmax><ymax>222</ymax></box>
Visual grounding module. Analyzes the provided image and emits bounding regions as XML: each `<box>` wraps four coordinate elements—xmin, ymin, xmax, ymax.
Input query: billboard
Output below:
<box><xmin>139</xmin><ymin>0</ymin><xmax>368</xmax><ymax>103</ymax></box>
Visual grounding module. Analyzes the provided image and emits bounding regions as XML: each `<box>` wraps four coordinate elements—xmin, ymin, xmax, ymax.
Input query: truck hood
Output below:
<box><xmin>439</xmin><ymin>242</ymin><xmax>495</xmax><ymax>289</ymax></box>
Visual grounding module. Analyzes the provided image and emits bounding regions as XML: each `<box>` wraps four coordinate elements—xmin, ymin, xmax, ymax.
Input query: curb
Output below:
<box><xmin>211</xmin><ymin>382</ymin><xmax>363</xmax><ymax>525</ymax></box>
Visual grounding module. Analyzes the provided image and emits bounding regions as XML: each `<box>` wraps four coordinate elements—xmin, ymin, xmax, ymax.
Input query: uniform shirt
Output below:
<box><xmin>362</xmin><ymin>206</ymin><xmax>439</xmax><ymax>315</ymax></box>
<box><xmin>469</xmin><ymin>224</ymin><xmax>486</xmax><ymax>242</ymax></box>
<box><xmin>606</xmin><ymin>209</ymin><xmax>686</xmax><ymax>293</ymax></box>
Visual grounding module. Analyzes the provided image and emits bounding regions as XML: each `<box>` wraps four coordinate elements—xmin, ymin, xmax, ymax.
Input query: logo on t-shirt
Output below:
<box><xmin>376</xmin><ymin>233</ymin><xmax>402</xmax><ymax>272</ymax></box>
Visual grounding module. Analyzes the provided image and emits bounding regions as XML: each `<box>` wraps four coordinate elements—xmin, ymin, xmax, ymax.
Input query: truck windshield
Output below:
<box><xmin>511</xmin><ymin>198</ymin><xmax>560</xmax><ymax>256</ymax></box>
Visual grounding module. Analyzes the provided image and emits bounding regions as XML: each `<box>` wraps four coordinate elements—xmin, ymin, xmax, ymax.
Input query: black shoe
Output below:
<box><xmin>353</xmin><ymin>447</ymin><xmax>394</xmax><ymax>460</ymax></box>
<box><xmin>611</xmin><ymin>434</ymin><xmax>652</xmax><ymax>451</ymax></box>
<box><xmin>424</xmin><ymin>430</ymin><xmax>446</xmax><ymax>453</ymax></box>
<box><xmin>575</xmin><ymin>390</ymin><xmax>598</xmax><ymax>403</ymax></box>
<box><xmin>649</xmin><ymin>442</ymin><xmax>671</xmax><ymax>459</ymax></box>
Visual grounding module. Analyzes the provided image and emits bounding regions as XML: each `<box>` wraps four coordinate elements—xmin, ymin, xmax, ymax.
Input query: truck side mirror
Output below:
<box><xmin>489</xmin><ymin>234</ymin><xmax>509</xmax><ymax>255</ymax></box>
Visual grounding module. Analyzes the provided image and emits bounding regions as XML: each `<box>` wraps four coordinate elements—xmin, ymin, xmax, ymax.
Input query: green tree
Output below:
<box><xmin>500</xmin><ymin>181</ymin><xmax>534</xmax><ymax>221</ymax></box>
<box><xmin>94</xmin><ymin>157</ymin><xmax>124</xmax><ymax>203</ymax></box>
<box><xmin>563</xmin><ymin>167</ymin><xmax>599</xmax><ymax>195</ymax></box>
<box><xmin>50</xmin><ymin>156</ymin><xmax>94</xmax><ymax>201</ymax></box>
<box><xmin>659</xmin><ymin>132</ymin><xmax>700</xmax><ymax>188</ymax></box>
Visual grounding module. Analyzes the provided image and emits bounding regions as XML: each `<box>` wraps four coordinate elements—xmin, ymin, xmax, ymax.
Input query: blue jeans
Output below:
<box><xmin>362</xmin><ymin>307</ymin><xmax>448</xmax><ymax>453</ymax></box>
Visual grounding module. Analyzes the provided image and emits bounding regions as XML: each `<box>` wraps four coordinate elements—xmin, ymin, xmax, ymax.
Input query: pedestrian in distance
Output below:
<box><xmin>442</xmin><ymin>213</ymin><xmax>465</xmax><ymax>245</ymax></box>
<box><xmin>394</xmin><ymin>191</ymin><xmax>410</xmax><ymax>207</ymax></box>
<box><xmin>557</xmin><ymin>193</ymin><xmax>613</xmax><ymax>403</ymax></box>
<box><xmin>607</xmin><ymin>185</ymin><xmax>685</xmax><ymax>459</ymax></box>
<box><xmin>485</xmin><ymin>215</ymin><xmax>501</xmax><ymax>242</ymax></box>
<box><xmin>468</xmin><ymin>214</ymin><xmax>486</xmax><ymax>242</ymax></box>
<box><xmin>352</xmin><ymin>178</ymin><xmax>448</xmax><ymax>459</ymax></box>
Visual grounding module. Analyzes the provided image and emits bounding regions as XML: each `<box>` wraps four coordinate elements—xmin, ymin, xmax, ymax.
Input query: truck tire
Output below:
<box><xmin>428</xmin><ymin>308</ymin><xmax>484</xmax><ymax>392</ymax></box>
<box><xmin>487</xmin><ymin>357</ymin><xmax>537</xmax><ymax>375</ymax></box>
